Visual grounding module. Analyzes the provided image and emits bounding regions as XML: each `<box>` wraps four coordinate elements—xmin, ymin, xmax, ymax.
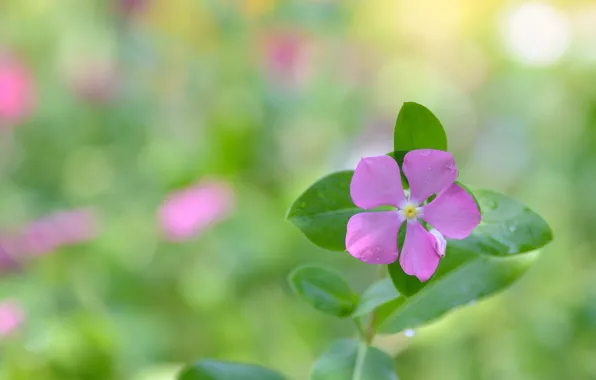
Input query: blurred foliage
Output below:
<box><xmin>0</xmin><ymin>0</ymin><xmax>595</xmax><ymax>379</ymax></box>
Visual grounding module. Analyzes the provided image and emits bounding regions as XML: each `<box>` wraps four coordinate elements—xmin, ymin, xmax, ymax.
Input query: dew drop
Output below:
<box><xmin>484</xmin><ymin>201</ymin><xmax>497</xmax><ymax>211</ymax></box>
<box><xmin>509</xmin><ymin>225</ymin><xmax>517</xmax><ymax>232</ymax></box>
<box><xmin>404</xmin><ymin>329</ymin><xmax>416</xmax><ymax>337</ymax></box>
<box><xmin>426</xmin><ymin>166</ymin><xmax>433</xmax><ymax>171</ymax></box>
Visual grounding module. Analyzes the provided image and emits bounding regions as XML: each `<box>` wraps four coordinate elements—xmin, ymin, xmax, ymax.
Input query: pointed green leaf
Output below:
<box><xmin>449</xmin><ymin>189</ymin><xmax>553</xmax><ymax>256</ymax></box>
<box><xmin>394</xmin><ymin>102</ymin><xmax>447</xmax><ymax>151</ymax></box>
<box><xmin>289</xmin><ymin>265</ymin><xmax>357</xmax><ymax>317</ymax></box>
<box><xmin>311</xmin><ymin>339</ymin><xmax>398</xmax><ymax>380</ymax></box>
<box><xmin>379</xmin><ymin>250</ymin><xmax>538</xmax><ymax>333</ymax></box>
<box><xmin>178</xmin><ymin>360</ymin><xmax>285</xmax><ymax>380</ymax></box>
<box><xmin>287</xmin><ymin>171</ymin><xmax>361</xmax><ymax>251</ymax></box>
<box><xmin>352</xmin><ymin>278</ymin><xmax>400</xmax><ymax>317</ymax></box>
<box><xmin>379</xmin><ymin>189</ymin><xmax>553</xmax><ymax>333</ymax></box>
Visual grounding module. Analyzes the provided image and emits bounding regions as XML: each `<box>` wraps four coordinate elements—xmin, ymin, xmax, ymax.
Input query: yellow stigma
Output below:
<box><xmin>403</xmin><ymin>204</ymin><xmax>418</xmax><ymax>219</ymax></box>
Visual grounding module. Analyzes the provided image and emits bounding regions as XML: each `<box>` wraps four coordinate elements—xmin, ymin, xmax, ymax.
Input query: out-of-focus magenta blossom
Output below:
<box><xmin>0</xmin><ymin>300</ymin><xmax>24</xmax><ymax>337</ymax></box>
<box><xmin>159</xmin><ymin>180</ymin><xmax>236</xmax><ymax>242</ymax></box>
<box><xmin>346</xmin><ymin>151</ymin><xmax>481</xmax><ymax>282</ymax></box>
<box><xmin>0</xmin><ymin>243</ymin><xmax>18</xmax><ymax>272</ymax></box>
<box><xmin>116</xmin><ymin>0</ymin><xmax>148</xmax><ymax>14</ymax></box>
<box><xmin>1</xmin><ymin>208</ymin><xmax>98</xmax><ymax>258</ymax></box>
<box><xmin>0</xmin><ymin>55</ymin><xmax>34</xmax><ymax>127</ymax></box>
<box><xmin>68</xmin><ymin>60</ymin><xmax>119</xmax><ymax>104</ymax></box>
<box><xmin>262</xmin><ymin>31</ymin><xmax>311</xmax><ymax>86</ymax></box>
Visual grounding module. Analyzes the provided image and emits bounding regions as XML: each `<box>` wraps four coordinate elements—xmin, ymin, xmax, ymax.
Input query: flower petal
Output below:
<box><xmin>346</xmin><ymin>211</ymin><xmax>403</xmax><ymax>264</ymax></box>
<box><xmin>402</xmin><ymin>149</ymin><xmax>458</xmax><ymax>204</ymax></box>
<box><xmin>421</xmin><ymin>183</ymin><xmax>481</xmax><ymax>239</ymax></box>
<box><xmin>350</xmin><ymin>156</ymin><xmax>406</xmax><ymax>209</ymax></box>
<box><xmin>429</xmin><ymin>228</ymin><xmax>447</xmax><ymax>257</ymax></box>
<box><xmin>399</xmin><ymin>221</ymin><xmax>441</xmax><ymax>282</ymax></box>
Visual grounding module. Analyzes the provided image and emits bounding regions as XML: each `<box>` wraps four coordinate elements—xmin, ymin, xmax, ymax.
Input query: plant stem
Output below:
<box><xmin>364</xmin><ymin>265</ymin><xmax>387</xmax><ymax>345</ymax></box>
<box><xmin>354</xmin><ymin>318</ymin><xmax>366</xmax><ymax>339</ymax></box>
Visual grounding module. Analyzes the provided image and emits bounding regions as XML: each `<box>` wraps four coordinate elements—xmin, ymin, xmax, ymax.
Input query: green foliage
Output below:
<box><xmin>288</xmin><ymin>166</ymin><xmax>553</xmax><ymax>333</ymax></box>
<box><xmin>286</xmin><ymin>171</ymin><xmax>361</xmax><ymax>251</ymax></box>
<box><xmin>288</xmin><ymin>265</ymin><xmax>358</xmax><ymax>317</ymax></box>
<box><xmin>389</xmin><ymin>188</ymin><xmax>552</xmax><ymax>297</ymax></box>
<box><xmin>379</xmin><ymin>250</ymin><xmax>538</xmax><ymax>333</ymax></box>
<box><xmin>381</xmin><ymin>190</ymin><xmax>553</xmax><ymax>332</ymax></box>
<box><xmin>394</xmin><ymin>102</ymin><xmax>448</xmax><ymax>152</ymax></box>
<box><xmin>449</xmin><ymin>189</ymin><xmax>554</xmax><ymax>256</ymax></box>
<box><xmin>310</xmin><ymin>339</ymin><xmax>398</xmax><ymax>380</ymax></box>
<box><xmin>178</xmin><ymin>360</ymin><xmax>286</xmax><ymax>380</ymax></box>
<box><xmin>352</xmin><ymin>278</ymin><xmax>399</xmax><ymax>318</ymax></box>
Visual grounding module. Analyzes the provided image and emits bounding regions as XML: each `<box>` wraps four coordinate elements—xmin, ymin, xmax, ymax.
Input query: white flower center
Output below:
<box><xmin>398</xmin><ymin>202</ymin><xmax>423</xmax><ymax>221</ymax></box>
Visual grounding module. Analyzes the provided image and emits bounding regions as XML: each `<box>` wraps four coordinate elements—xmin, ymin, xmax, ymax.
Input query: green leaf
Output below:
<box><xmin>394</xmin><ymin>102</ymin><xmax>447</xmax><ymax>152</ymax></box>
<box><xmin>287</xmin><ymin>171</ymin><xmax>361</xmax><ymax>251</ymax></box>
<box><xmin>379</xmin><ymin>189</ymin><xmax>553</xmax><ymax>332</ymax></box>
<box><xmin>311</xmin><ymin>339</ymin><xmax>398</xmax><ymax>380</ymax></box>
<box><xmin>178</xmin><ymin>360</ymin><xmax>285</xmax><ymax>380</ymax></box>
<box><xmin>352</xmin><ymin>279</ymin><xmax>399</xmax><ymax>318</ymax></box>
<box><xmin>386</xmin><ymin>150</ymin><xmax>410</xmax><ymax>189</ymax></box>
<box><xmin>379</xmin><ymin>250</ymin><xmax>538</xmax><ymax>333</ymax></box>
<box><xmin>289</xmin><ymin>265</ymin><xmax>357</xmax><ymax>317</ymax></box>
<box><xmin>449</xmin><ymin>189</ymin><xmax>553</xmax><ymax>256</ymax></box>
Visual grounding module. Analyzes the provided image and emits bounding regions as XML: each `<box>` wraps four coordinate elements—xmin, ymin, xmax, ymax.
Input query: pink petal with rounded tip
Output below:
<box><xmin>346</xmin><ymin>211</ymin><xmax>403</xmax><ymax>264</ymax></box>
<box><xmin>402</xmin><ymin>150</ymin><xmax>458</xmax><ymax>204</ymax></box>
<box><xmin>400</xmin><ymin>221</ymin><xmax>441</xmax><ymax>282</ymax></box>
<box><xmin>350</xmin><ymin>156</ymin><xmax>406</xmax><ymax>209</ymax></box>
<box><xmin>422</xmin><ymin>183</ymin><xmax>481</xmax><ymax>239</ymax></box>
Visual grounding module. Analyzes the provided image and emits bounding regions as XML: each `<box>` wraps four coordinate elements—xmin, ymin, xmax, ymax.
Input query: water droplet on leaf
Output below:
<box><xmin>483</xmin><ymin>201</ymin><xmax>497</xmax><ymax>211</ymax></box>
<box><xmin>404</xmin><ymin>329</ymin><xmax>416</xmax><ymax>337</ymax></box>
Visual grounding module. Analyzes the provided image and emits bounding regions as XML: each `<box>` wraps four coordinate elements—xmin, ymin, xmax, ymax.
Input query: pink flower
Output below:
<box><xmin>346</xmin><ymin>151</ymin><xmax>481</xmax><ymax>282</ymax></box>
<box><xmin>116</xmin><ymin>0</ymin><xmax>147</xmax><ymax>14</ymax></box>
<box><xmin>159</xmin><ymin>180</ymin><xmax>235</xmax><ymax>242</ymax></box>
<box><xmin>0</xmin><ymin>56</ymin><xmax>34</xmax><ymax>126</ymax></box>
<box><xmin>261</xmin><ymin>30</ymin><xmax>311</xmax><ymax>87</ymax></box>
<box><xmin>68</xmin><ymin>60</ymin><xmax>119</xmax><ymax>104</ymax></box>
<box><xmin>2</xmin><ymin>208</ymin><xmax>98</xmax><ymax>258</ymax></box>
<box><xmin>0</xmin><ymin>300</ymin><xmax>24</xmax><ymax>337</ymax></box>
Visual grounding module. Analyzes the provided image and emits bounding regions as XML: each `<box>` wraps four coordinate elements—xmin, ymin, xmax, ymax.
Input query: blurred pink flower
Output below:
<box><xmin>0</xmin><ymin>300</ymin><xmax>24</xmax><ymax>337</ymax></box>
<box><xmin>116</xmin><ymin>0</ymin><xmax>148</xmax><ymax>14</ymax></box>
<box><xmin>68</xmin><ymin>60</ymin><xmax>119</xmax><ymax>104</ymax></box>
<box><xmin>262</xmin><ymin>30</ymin><xmax>311</xmax><ymax>86</ymax></box>
<box><xmin>2</xmin><ymin>208</ymin><xmax>98</xmax><ymax>258</ymax></box>
<box><xmin>0</xmin><ymin>55</ymin><xmax>34</xmax><ymax>127</ymax></box>
<box><xmin>159</xmin><ymin>180</ymin><xmax>236</xmax><ymax>242</ymax></box>
<box><xmin>0</xmin><ymin>243</ymin><xmax>18</xmax><ymax>272</ymax></box>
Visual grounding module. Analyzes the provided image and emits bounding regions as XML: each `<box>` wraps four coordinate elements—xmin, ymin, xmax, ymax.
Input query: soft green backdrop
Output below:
<box><xmin>0</xmin><ymin>0</ymin><xmax>593</xmax><ymax>379</ymax></box>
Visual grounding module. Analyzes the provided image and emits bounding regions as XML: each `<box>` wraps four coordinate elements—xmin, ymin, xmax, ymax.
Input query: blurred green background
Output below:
<box><xmin>0</xmin><ymin>0</ymin><xmax>594</xmax><ymax>379</ymax></box>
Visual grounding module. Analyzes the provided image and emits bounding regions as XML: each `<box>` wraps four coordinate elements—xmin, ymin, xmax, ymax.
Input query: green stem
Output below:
<box><xmin>353</xmin><ymin>318</ymin><xmax>366</xmax><ymax>339</ymax></box>
<box><xmin>364</xmin><ymin>265</ymin><xmax>387</xmax><ymax>345</ymax></box>
<box><xmin>352</xmin><ymin>342</ymin><xmax>368</xmax><ymax>380</ymax></box>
